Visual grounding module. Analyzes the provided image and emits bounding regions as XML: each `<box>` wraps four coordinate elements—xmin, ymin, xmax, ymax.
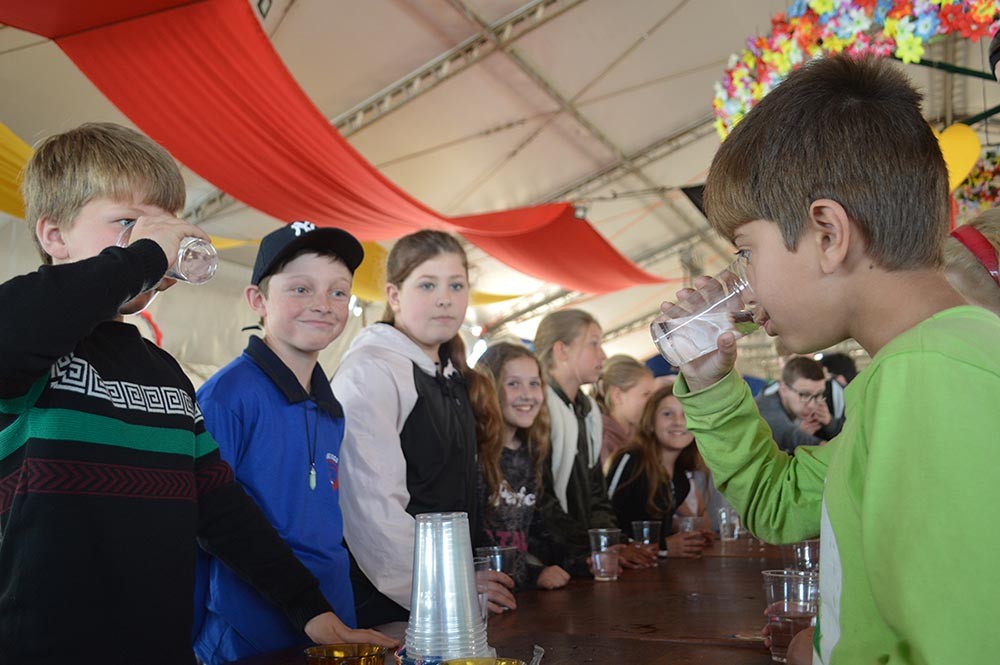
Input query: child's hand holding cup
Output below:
<box><xmin>651</xmin><ymin>253</ymin><xmax>758</xmax><ymax>389</ymax></box>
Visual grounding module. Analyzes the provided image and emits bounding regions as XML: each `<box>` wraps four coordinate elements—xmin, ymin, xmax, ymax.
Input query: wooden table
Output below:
<box><xmin>235</xmin><ymin>537</ymin><xmax>786</xmax><ymax>665</ymax></box>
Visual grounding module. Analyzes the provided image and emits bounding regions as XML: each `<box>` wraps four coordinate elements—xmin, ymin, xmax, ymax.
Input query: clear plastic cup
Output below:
<box><xmin>718</xmin><ymin>507</ymin><xmax>741</xmax><ymax>541</ymax></box>
<box><xmin>473</xmin><ymin>556</ymin><xmax>489</xmax><ymax>626</ymax></box>
<box><xmin>630</xmin><ymin>520</ymin><xmax>662</xmax><ymax>566</ymax></box>
<box><xmin>761</xmin><ymin>569</ymin><xmax>818</xmax><ymax>663</ymax></box>
<box><xmin>677</xmin><ymin>515</ymin><xmax>700</xmax><ymax>533</ymax></box>
<box><xmin>116</xmin><ymin>220</ymin><xmax>218</xmax><ymax>284</ymax></box>
<box><xmin>650</xmin><ymin>254</ymin><xmax>758</xmax><ymax>366</ymax></box>
<box><xmin>588</xmin><ymin>528</ymin><xmax>621</xmax><ymax>582</ymax></box>
<box><xmin>474</xmin><ymin>545</ymin><xmax>518</xmax><ymax>575</ymax></box>
<box><xmin>405</xmin><ymin>512</ymin><xmax>491</xmax><ymax>659</ymax></box>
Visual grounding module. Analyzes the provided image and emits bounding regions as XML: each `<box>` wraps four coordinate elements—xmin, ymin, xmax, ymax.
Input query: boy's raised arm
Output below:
<box><xmin>0</xmin><ymin>241</ymin><xmax>166</xmax><ymax>394</ymax></box>
<box><xmin>675</xmin><ymin>370</ymin><xmax>831</xmax><ymax>544</ymax></box>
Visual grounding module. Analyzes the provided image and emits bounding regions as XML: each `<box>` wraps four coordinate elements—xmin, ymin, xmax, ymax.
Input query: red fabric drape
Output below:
<box><xmin>1</xmin><ymin>0</ymin><xmax>665</xmax><ymax>294</ymax></box>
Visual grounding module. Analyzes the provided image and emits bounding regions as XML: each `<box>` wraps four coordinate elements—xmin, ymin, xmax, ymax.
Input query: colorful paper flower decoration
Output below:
<box><xmin>713</xmin><ymin>0</ymin><xmax>1000</xmax><ymax>139</ymax></box>
<box><xmin>955</xmin><ymin>149</ymin><xmax>1000</xmax><ymax>222</ymax></box>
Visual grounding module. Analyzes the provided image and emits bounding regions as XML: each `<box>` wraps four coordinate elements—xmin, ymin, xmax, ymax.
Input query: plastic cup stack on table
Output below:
<box><xmin>402</xmin><ymin>512</ymin><xmax>492</xmax><ymax>663</ymax></box>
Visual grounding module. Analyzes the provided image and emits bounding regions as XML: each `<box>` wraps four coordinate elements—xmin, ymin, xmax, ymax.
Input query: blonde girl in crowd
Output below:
<box><xmin>945</xmin><ymin>209</ymin><xmax>1000</xmax><ymax>317</ymax></box>
<box><xmin>593</xmin><ymin>355</ymin><xmax>655</xmax><ymax>471</ymax></box>
<box><xmin>606</xmin><ymin>385</ymin><xmax>710</xmax><ymax>558</ymax></box>
<box><xmin>472</xmin><ymin>342</ymin><xmax>571</xmax><ymax>591</ymax></box>
<box><xmin>533</xmin><ymin>310</ymin><xmax>656</xmax><ymax>573</ymax></box>
<box><xmin>332</xmin><ymin>231</ymin><xmax>515</xmax><ymax>627</ymax></box>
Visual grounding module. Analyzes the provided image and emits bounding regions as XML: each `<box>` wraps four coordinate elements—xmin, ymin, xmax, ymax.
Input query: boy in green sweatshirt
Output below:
<box><xmin>670</xmin><ymin>56</ymin><xmax>1000</xmax><ymax>664</ymax></box>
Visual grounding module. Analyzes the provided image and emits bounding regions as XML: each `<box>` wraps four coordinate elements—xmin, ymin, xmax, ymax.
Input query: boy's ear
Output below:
<box><xmin>36</xmin><ymin>217</ymin><xmax>69</xmax><ymax>261</ymax></box>
<box><xmin>244</xmin><ymin>285</ymin><xmax>267</xmax><ymax>320</ymax></box>
<box><xmin>807</xmin><ymin>199</ymin><xmax>851</xmax><ymax>275</ymax></box>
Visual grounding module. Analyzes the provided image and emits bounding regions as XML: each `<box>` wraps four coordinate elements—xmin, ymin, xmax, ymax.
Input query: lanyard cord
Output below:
<box><xmin>304</xmin><ymin>401</ymin><xmax>319</xmax><ymax>490</ymax></box>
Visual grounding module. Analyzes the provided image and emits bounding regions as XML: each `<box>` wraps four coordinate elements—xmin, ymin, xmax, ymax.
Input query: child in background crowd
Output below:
<box><xmin>593</xmin><ymin>354</ymin><xmax>655</xmax><ymax>470</ymax></box>
<box><xmin>473</xmin><ymin>342</ymin><xmax>571</xmax><ymax>592</ymax></box>
<box><xmin>673</xmin><ymin>56</ymin><xmax>1000</xmax><ymax>664</ymax></box>
<box><xmin>0</xmin><ymin>122</ymin><xmax>354</xmax><ymax>664</ymax></box>
<box><xmin>332</xmin><ymin>230</ymin><xmax>515</xmax><ymax>627</ymax></box>
<box><xmin>945</xmin><ymin>209</ymin><xmax>1000</xmax><ymax>317</ymax></box>
<box><xmin>193</xmin><ymin>223</ymin><xmax>395</xmax><ymax>664</ymax></box>
<box><xmin>533</xmin><ymin>310</ymin><xmax>656</xmax><ymax>575</ymax></box>
<box><xmin>606</xmin><ymin>385</ymin><xmax>709</xmax><ymax>558</ymax></box>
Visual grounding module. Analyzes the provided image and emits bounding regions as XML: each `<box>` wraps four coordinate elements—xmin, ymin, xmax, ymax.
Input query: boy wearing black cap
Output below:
<box><xmin>194</xmin><ymin>221</ymin><xmax>394</xmax><ymax>664</ymax></box>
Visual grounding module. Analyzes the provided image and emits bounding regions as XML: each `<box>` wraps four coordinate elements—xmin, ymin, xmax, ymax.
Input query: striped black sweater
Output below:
<box><xmin>0</xmin><ymin>241</ymin><xmax>329</xmax><ymax>665</ymax></box>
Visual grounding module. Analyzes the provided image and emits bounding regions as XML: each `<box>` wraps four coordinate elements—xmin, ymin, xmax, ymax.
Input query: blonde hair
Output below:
<box><xmin>594</xmin><ymin>355</ymin><xmax>653</xmax><ymax>415</ymax></box>
<box><xmin>532</xmin><ymin>309</ymin><xmax>599</xmax><ymax>382</ymax></box>
<box><xmin>22</xmin><ymin>123</ymin><xmax>186</xmax><ymax>265</ymax></box>
<box><xmin>945</xmin><ymin>210</ymin><xmax>1000</xmax><ymax>316</ymax></box>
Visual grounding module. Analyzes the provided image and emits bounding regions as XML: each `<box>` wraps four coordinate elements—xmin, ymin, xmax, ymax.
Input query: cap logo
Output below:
<box><xmin>290</xmin><ymin>221</ymin><xmax>317</xmax><ymax>236</ymax></box>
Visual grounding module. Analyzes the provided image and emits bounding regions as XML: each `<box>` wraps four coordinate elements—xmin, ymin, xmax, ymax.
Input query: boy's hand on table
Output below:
<box><xmin>304</xmin><ymin>611</ymin><xmax>399</xmax><ymax>647</ymax></box>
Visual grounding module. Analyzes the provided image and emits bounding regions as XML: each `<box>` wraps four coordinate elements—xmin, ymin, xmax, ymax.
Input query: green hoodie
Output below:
<box><xmin>675</xmin><ymin>306</ymin><xmax>1000</xmax><ymax>664</ymax></box>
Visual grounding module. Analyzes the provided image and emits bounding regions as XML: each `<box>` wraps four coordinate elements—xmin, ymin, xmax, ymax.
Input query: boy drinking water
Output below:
<box><xmin>671</xmin><ymin>56</ymin><xmax>1000</xmax><ymax>664</ymax></box>
<box><xmin>0</xmin><ymin>123</ymin><xmax>369</xmax><ymax>664</ymax></box>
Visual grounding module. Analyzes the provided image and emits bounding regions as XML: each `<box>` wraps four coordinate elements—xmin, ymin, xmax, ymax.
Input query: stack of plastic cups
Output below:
<box><xmin>402</xmin><ymin>512</ymin><xmax>492</xmax><ymax>663</ymax></box>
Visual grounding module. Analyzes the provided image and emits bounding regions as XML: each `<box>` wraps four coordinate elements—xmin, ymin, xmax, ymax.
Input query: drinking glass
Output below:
<box><xmin>761</xmin><ymin>569</ymin><xmax>819</xmax><ymax>663</ymax></box>
<box><xmin>588</xmin><ymin>528</ymin><xmax>621</xmax><ymax>582</ymax></box>
<box><xmin>650</xmin><ymin>254</ymin><xmax>758</xmax><ymax>366</ymax></box>
<box><xmin>116</xmin><ymin>220</ymin><xmax>218</xmax><ymax>284</ymax></box>
<box><xmin>718</xmin><ymin>507</ymin><xmax>741</xmax><ymax>541</ymax></box>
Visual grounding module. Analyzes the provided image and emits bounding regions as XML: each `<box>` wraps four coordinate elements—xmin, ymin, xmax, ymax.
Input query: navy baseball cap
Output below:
<box><xmin>251</xmin><ymin>221</ymin><xmax>365</xmax><ymax>285</ymax></box>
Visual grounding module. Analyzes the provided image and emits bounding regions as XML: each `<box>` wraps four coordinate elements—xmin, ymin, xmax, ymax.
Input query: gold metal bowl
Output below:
<box><xmin>304</xmin><ymin>644</ymin><xmax>390</xmax><ymax>664</ymax></box>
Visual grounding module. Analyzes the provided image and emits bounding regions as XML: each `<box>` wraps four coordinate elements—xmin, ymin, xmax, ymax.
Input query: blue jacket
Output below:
<box><xmin>193</xmin><ymin>336</ymin><xmax>355</xmax><ymax>664</ymax></box>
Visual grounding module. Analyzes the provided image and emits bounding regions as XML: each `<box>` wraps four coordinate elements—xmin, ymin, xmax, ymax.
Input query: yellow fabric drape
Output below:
<box><xmin>0</xmin><ymin>121</ymin><xmax>32</xmax><ymax>218</ymax></box>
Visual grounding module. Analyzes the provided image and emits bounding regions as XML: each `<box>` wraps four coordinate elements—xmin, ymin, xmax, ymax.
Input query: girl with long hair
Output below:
<box><xmin>332</xmin><ymin>231</ymin><xmax>515</xmax><ymax>626</ymax></box>
<box><xmin>473</xmin><ymin>342</ymin><xmax>571</xmax><ymax>591</ymax></box>
<box><xmin>533</xmin><ymin>310</ymin><xmax>655</xmax><ymax>573</ymax></box>
<box><xmin>606</xmin><ymin>385</ymin><xmax>710</xmax><ymax>558</ymax></box>
<box><xmin>593</xmin><ymin>355</ymin><xmax>655</xmax><ymax>470</ymax></box>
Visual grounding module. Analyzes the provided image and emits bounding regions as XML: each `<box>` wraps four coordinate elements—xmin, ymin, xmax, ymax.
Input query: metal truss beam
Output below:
<box><xmin>445</xmin><ymin>0</ymin><xmax>730</xmax><ymax>261</ymax></box>
<box><xmin>183</xmin><ymin>0</ymin><xmax>587</xmax><ymax>224</ymax></box>
<box><xmin>483</xmin><ymin>227</ymin><xmax>704</xmax><ymax>332</ymax></box>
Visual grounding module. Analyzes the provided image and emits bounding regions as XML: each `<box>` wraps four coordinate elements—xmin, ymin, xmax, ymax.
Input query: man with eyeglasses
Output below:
<box><xmin>756</xmin><ymin>357</ymin><xmax>841</xmax><ymax>454</ymax></box>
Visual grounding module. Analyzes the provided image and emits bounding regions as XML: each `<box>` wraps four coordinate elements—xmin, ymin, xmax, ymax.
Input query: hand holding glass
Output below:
<box><xmin>651</xmin><ymin>254</ymin><xmax>758</xmax><ymax>366</ymax></box>
<box><xmin>588</xmin><ymin>528</ymin><xmax>621</xmax><ymax>581</ymax></box>
<box><xmin>117</xmin><ymin>220</ymin><xmax>218</xmax><ymax>285</ymax></box>
<box><xmin>761</xmin><ymin>569</ymin><xmax>818</xmax><ymax>663</ymax></box>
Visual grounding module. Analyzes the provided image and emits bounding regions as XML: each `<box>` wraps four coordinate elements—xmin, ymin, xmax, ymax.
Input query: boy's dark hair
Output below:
<box><xmin>22</xmin><ymin>122</ymin><xmax>185</xmax><ymax>265</ymax></box>
<box><xmin>782</xmin><ymin>356</ymin><xmax>826</xmax><ymax>386</ymax></box>
<box><xmin>705</xmin><ymin>55</ymin><xmax>949</xmax><ymax>270</ymax></box>
<box><xmin>820</xmin><ymin>352</ymin><xmax>858</xmax><ymax>384</ymax></box>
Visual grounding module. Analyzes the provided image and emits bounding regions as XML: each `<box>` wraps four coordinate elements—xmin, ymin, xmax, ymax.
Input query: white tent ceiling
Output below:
<box><xmin>2</xmin><ymin>0</ymin><xmax>998</xmax><ymax>382</ymax></box>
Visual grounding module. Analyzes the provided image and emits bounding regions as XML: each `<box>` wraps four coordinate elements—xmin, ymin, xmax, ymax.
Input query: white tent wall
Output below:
<box><xmin>1</xmin><ymin>0</ymin><xmax>997</xmax><ymax>383</ymax></box>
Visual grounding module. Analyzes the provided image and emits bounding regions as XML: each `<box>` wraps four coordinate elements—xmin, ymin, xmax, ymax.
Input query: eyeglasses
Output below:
<box><xmin>784</xmin><ymin>384</ymin><xmax>825</xmax><ymax>404</ymax></box>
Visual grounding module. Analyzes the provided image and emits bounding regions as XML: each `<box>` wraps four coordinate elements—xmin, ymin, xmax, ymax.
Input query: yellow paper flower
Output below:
<box><xmin>810</xmin><ymin>0</ymin><xmax>835</xmax><ymax>15</ymax></box>
<box><xmin>895</xmin><ymin>32</ymin><xmax>925</xmax><ymax>63</ymax></box>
